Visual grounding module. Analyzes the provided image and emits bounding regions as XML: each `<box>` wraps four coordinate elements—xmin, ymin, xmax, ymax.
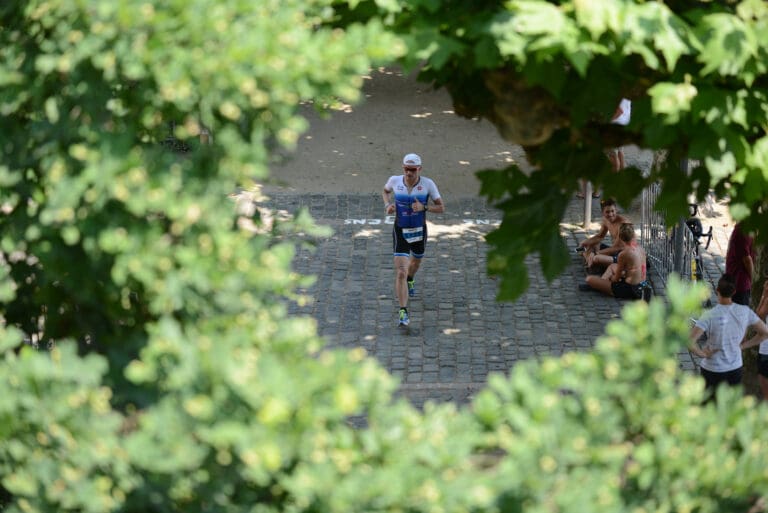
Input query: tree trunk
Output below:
<box><xmin>743</xmin><ymin>243</ymin><xmax>767</xmax><ymax>398</ymax></box>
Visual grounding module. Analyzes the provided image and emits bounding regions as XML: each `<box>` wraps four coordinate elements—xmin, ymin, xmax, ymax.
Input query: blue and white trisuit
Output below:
<box><xmin>384</xmin><ymin>175</ymin><xmax>441</xmax><ymax>258</ymax></box>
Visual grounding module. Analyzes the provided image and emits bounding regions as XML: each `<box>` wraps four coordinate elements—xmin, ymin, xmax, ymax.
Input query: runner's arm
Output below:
<box><xmin>429</xmin><ymin>197</ymin><xmax>444</xmax><ymax>214</ymax></box>
<box><xmin>382</xmin><ymin>187</ymin><xmax>395</xmax><ymax>214</ymax></box>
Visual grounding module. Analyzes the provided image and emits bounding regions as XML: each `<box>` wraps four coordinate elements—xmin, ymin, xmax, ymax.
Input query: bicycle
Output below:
<box><xmin>685</xmin><ymin>203</ymin><xmax>713</xmax><ymax>282</ymax></box>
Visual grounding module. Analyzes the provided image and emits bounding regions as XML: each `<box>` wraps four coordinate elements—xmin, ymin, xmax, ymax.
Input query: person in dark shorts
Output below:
<box><xmin>578</xmin><ymin>198</ymin><xmax>629</xmax><ymax>273</ymax></box>
<box><xmin>580</xmin><ymin>222</ymin><xmax>647</xmax><ymax>299</ymax></box>
<box><xmin>691</xmin><ymin>274</ymin><xmax>768</xmax><ymax>402</ymax></box>
<box><xmin>382</xmin><ymin>153</ymin><xmax>444</xmax><ymax>326</ymax></box>
<box><xmin>748</xmin><ymin>280</ymin><xmax>768</xmax><ymax>400</ymax></box>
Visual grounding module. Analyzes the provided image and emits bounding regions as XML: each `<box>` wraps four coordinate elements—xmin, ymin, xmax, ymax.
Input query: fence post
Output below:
<box><xmin>583</xmin><ymin>182</ymin><xmax>592</xmax><ymax>228</ymax></box>
<box><xmin>672</xmin><ymin>158</ymin><xmax>689</xmax><ymax>275</ymax></box>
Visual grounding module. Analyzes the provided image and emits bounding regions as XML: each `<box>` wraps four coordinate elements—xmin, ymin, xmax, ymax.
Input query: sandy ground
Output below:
<box><xmin>265</xmin><ymin>67</ymin><xmax>657</xmax><ymax>208</ymax></box>
<box><xmin>266</xmin><ymin>67</ymin><xmax>531</xmax><ymax>199</ymax></box>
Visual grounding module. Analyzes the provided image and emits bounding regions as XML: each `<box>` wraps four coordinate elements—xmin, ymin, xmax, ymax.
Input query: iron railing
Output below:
<box><xmin>640</xmin><ymin>182</ymin><xmax>700</xmax><ymax>286</ymax></box>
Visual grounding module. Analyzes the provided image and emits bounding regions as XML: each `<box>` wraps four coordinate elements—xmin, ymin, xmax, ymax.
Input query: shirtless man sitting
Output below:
<box><xmin>579</xmin><ymin>222</ymin><xmax>647</xmax><ymax>299</ymax></box>
<box><xmin>577</xmin><ymin>198</ymin><xmax>630</xmax><ymax>272</ymax></box>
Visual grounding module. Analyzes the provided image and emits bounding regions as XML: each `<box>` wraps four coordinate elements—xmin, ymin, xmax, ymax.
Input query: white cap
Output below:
<box><xmin>402</xmin><ymin>153</ymin><xmax>422</xmax><ymax>166</ymax></box>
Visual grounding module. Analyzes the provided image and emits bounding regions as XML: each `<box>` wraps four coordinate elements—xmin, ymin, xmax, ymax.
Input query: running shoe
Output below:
<box><xmin>398</xmin><ymin>309</ymin><xmax>410</xmax><ymax>327</ymax></box>
<box><xmin>407</xmin><ymin>279</ymin><xmax>415</xmax><ymax>297</ymax></box>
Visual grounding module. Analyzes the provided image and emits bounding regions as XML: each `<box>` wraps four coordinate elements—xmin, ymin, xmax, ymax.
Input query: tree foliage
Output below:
<box><xmin>2</xmin><ymin>1</ymin><xmax>768</xmax><ymax>512</ymax></box>
<box><xmin>333</xmin><ymin>0</ymin><xmax>768</xmax><ymax>298</ymax></box>
<box><xmin>0</xmin><ymin>0</ymin><xmax>397</xmax><ymax>379</ymax></box>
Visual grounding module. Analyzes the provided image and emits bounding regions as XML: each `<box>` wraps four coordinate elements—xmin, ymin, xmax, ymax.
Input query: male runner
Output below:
<box><xmin>382</xmin><ymin>153</ymin><xmax>444</xmax><ymax>326</ymax></box>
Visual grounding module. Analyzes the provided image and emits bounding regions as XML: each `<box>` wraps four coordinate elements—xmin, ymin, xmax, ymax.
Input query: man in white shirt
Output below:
<box><xmin>689</xmin><ymin>274</ymin><xmax>768</xmax><ymax>401</ymax></box>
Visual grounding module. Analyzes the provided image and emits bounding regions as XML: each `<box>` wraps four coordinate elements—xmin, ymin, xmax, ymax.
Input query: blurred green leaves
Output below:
<box><xmin>0</xmin><ymin>342</ymin><xmax>135</xmax><ymax>513</ymax></box>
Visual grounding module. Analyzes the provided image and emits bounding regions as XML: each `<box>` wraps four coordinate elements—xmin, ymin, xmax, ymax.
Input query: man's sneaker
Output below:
<box><xmin>398</xmin><ymin>309</ymin><xmax>410</xmax><ymax>326</ymax></box>
<box><xmin>407</xmin><ymin>280</ymin><xmax>415</xmax><ymax>297</ymax></box>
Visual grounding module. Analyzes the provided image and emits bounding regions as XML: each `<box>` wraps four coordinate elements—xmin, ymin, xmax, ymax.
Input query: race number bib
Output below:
<box><xmin>402</xmin><ymin>227</ymin><xmax>424</xmax><ymax>243</ymax></box>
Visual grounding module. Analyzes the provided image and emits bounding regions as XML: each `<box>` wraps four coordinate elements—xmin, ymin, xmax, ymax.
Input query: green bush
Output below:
<box><xmin>0</xmin><ymin>332</ymin><xmax>135</xmax><ymax>513</ymax></box>
<box><xmin>4</xmin><ymin>275</ymin><xmax>768</xmax><ymax>512</ymax></box>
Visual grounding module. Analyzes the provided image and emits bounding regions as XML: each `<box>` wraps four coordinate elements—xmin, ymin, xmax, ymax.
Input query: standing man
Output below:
<box><xmin>577</xmin><ymin>98</ymin><xmax>631</xmax><ymax>199</ymax></box>
<box><xmin>382</xmin><ymin>153</ymin><xmax>444</xmax><ymax>327</ymax></box>
<box><xmin>689</xmin><ymin>274</ymin><xmax>768</xmax><ymax>402</ymax></box>
<box><xmin>608</xmin><ymin>98</ymin><xmax>631</xmax><ymax>172</ymax></box>
<box><xmin>725</xmin><ymin>222</ymin><xmax>755</xmax><ymax>305</ymax></box>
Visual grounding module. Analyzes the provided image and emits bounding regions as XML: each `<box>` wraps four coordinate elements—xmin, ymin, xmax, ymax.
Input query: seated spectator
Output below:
<box><xmin>579</xmin><ymin>222</ymin><xmax>647</xmax><ymax>299</ymax></box>
<box><xmin>577</xmin><ymin>198</ymin><xmax>629</xmax><ymax>272</ymax></box>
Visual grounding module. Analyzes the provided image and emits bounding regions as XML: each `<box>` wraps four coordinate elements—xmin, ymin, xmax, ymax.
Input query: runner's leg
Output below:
<box><xmin>394</xmin><ymin>255</ymin><xmax>409</xmax><ymax>309</ymax></box>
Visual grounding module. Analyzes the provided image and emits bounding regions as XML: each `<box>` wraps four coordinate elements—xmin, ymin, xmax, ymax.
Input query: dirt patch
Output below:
<box><xmin>265</xmin><ymin>67</ymin><xmax>529</xmax><ymax>199</ymax></box>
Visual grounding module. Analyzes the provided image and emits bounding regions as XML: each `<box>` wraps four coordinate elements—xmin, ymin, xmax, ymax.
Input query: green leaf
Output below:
<box><xmin>477</xmin><ymin>166</ymin><xmax>528</xmax><ymax>202</ymax></box>
<box><xmin>539</xmin><ymin>230</ymin><xmax>569</xmax><ymax>281</ymax></box>
<box><xmin>374</xmin><ymin>0</ymin><xmax>403</xmax><ymax>13</ymax></box>
<box><xmin>511</xmin><ymin>1</ymin><xmax>567</xmax><ymax>36</ymax></box>
<box><xmin>566</xmin><ymin>50</ymin><xmax>591</xmax><ymax>77</ymax></box>
<box><xmin>494</xmin><ymin>257</ymin><xmax>530</xmax><ymax>300</ymax></box>
<box><xmin>624</xmin><ymin>40</ymin><xmax>660</xmax><ymax>69</ymax></box>
<box><xmin>730</xmin><ymin>203</ymin><xmax>752</xmax><ymax>222</ymax></box>
<box><xmin>648</xmin><ymin>81</ymin><xmax>698</xmax><ymax>123</ymax></box>
<box><xmin>692</xmin><ymin>86</ymin><xmax>750</xmax><ymax>130</ymax></box>
<box><xmin>490</xmin><ymin>13</ymin><xmax>527</xmax><ymax>61</ymax></box>
<box><xmin>472</xmin><ymin>388</ymin><xmax>502</xmax><ymax>427</ymax></box>
<box><xmin>573</xmin><ymin>0</ymin><xmax>616</xmax><ymax>38</ymax></box>
<box><xmin>697</xmin><ymin>13</ymin><xmax>758</xmax><ymax>77</ymax></box>
<box><xmin>652</xmin><ymin>15</ymin><xmax>691</xmax><ymax>70</ymax></box>
<box><xmin>704</xmin><ymin>151</ymin><xmax>737</xmax><ymax>182</ymax></box>
<box><xmin>0</xmin><ymin>327</ymin><xmax>23</xmax><ymax>353</ymax></box>
<box><xmin>429</xmin><ymin>34</ymin><xmax>466</xmax><ymax>70</ymax></box>
<box><xmin>473</xmin><ymin>36</ymin><xmax>502</xmax><ymax>69</ymax></box>
<box><xmin>747</xmin><ymin>135</ymin><xmax>768</xmax><ymax>178</ymax></box>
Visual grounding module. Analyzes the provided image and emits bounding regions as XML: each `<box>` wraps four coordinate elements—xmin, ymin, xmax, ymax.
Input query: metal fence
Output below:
<box><xmin>640</xmin><ymin>182</ymin><xmax>699</xmax><ymax>286</ymax></box>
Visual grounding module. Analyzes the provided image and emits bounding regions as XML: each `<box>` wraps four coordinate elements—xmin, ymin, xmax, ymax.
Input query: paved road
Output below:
<box><xmin>264</xmin><ymin>191</ymin><xmax>728</xmax><ymax>409</ymax></box>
